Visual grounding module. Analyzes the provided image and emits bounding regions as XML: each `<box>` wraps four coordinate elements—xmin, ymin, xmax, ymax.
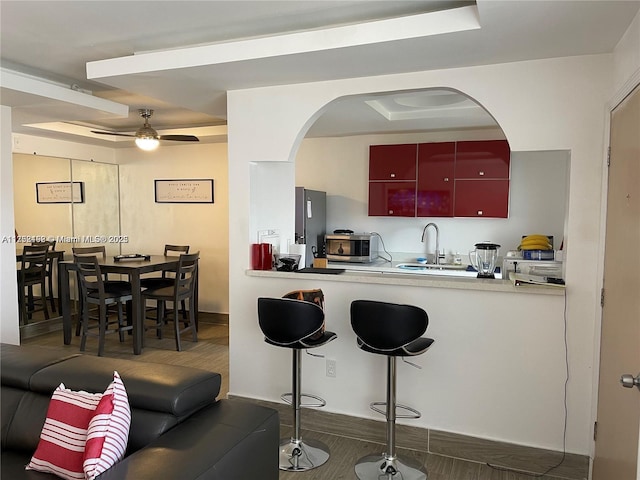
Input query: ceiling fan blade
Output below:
<box><xmin>158</xmin><ymin>135</ymin><xmax>200</xmax><ymax>142</ymax></box>
<box><xmin>91</xmin><ymin>130</ymin><xmax>136</xmax><ymax>138</ymax></box>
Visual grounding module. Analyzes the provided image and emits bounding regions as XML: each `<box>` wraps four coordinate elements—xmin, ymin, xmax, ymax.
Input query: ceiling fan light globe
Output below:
<box><xmin>135</xmin><ymin>137</ymin><xmax>160</xmax><ymax>151</ymax></box>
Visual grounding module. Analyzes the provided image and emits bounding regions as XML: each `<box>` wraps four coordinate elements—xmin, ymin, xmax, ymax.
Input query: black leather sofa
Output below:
<box><xmin>1</xmin><ymin>343</ymin><xmax>279</xmax><ymax>480</ymax></box>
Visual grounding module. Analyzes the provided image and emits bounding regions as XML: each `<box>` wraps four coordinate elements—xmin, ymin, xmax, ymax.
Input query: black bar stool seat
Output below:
<box><xmin>264</xmin><ymin>330</ymin><xmax>337</xmax><ymax>349</ymax></box>
<box><xmin>258</xmin><ymin>296</ymin><xmax>337</xmax><ymax>472</ymax></box>
<box><xmin>355</xmin><ymin>336</ymin><xmax>433</xmax><ymax>357</ymax></box>
<box><xmin>351</xmin><ymin>300</ymin><xmax>434</xmax><ymax>480</ymax></box>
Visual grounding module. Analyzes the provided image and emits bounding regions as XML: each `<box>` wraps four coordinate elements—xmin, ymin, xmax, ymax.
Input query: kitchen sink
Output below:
<box><xmin>395</xmin><ymin>263</ymin><xmax>468</xmax><ymax>271</ymax></box>
<box><xmin>392</xmin><ymin>263</ymin><xmax>501</xmax><ymax>278</ymax></box>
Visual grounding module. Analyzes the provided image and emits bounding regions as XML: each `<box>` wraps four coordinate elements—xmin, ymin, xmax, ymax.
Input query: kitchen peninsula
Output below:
<box><xmin>246</xmin><ymin>262</ymin><xmax>564</xmax><ymax>295</ymax></box>
<box><xmin>243</xmin><ymin>259</ymin><xmax>568</xmax><ymax>461</ymax></box>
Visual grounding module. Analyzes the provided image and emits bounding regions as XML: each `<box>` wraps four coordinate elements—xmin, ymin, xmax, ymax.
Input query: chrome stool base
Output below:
<box><xmin>355</xmin><ymin>453</ymin><xmax>427</xmax><ymax>480</ymax></box>
<box><xmin>279</xmin><ymin>437</ymin><xmax>330</xmax><ymax>471</ymax></box>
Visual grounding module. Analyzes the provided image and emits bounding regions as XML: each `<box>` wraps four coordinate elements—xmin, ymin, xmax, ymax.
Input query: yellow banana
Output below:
<box><xmin>521</xmin><ymin>240</ymin><xmax>549</xmax><ymax>246</ymax></box>
<box><xmin>517</xmin><ymin>234</ymin><xmax>553</xmax><ymax>250</ymax></box>
<box><xmin>519</xmin><ymin>243</ymin><xmax>552</xmax><ymax>251</ymax></box>
<box><xmin>521</xmin><ymin>234</ymin><xmax>550</xmax><ymax>244</ymax></box>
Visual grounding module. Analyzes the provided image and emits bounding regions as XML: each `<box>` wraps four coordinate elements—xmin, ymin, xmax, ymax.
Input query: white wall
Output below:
<box><xmin>613</xmin><ymin>10</ymin><xmax>640</xmax><ymax>94</ymax></box>
<box><xmin>0</xmin><ymin>106</ymin><xmax>19</xmax><ymax>344</ymax></box>
<box><xmin>227</xmin><ymin>54</ymin><xmax>614</xmax><ymax>455</ymax></box>
<box><xmin>295</xmin><ymin>133</ymin><xmax>568</xmax><ymax>258</ymax></box>
<box><xmin>116</xmin><ymin>143</ymin><xmax>229</xmax><ymax>313</ymax></box>
<box><xmin>12</xmin><ymin>133</ymin><xmax>116</xmax><ymax>164</ymax></box>
<box><xmin>249</xmin><ymin>161</ymin><xmax>295</xmax><ymax>254</ymax></box>
<box><xmin>13</xmin><ymin>154</ymin><xmax>74</xmax><ymax>248</ymax></box>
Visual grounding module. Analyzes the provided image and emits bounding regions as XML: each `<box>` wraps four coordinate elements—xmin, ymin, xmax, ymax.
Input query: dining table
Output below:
<box><xmin>59</xmin><ymin>254</ymin><xmax>198</xmax><ymax>355</ymax></box>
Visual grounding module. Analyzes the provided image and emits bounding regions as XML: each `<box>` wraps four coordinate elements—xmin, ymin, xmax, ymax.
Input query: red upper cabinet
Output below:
<box><xmin>454</xmin><ymin>140</ymin><xmax>510</xmax><ymax>218</ymax></box>
<box><xmin>455</xmin><ymin>140</ymin><xmax>510</xmax><ymax>179</ymax></box>
<box><xmin>369</xmin><ymin>144</ymin><xmax>417</xmax><ymax>181</ymax></box>
<box><xmin>368</xmin><ymin>140</ymin><xmax>510</xmax><ymax>218</ymax></box>
<box><xmin>417</xmin><ymin>142</ymin><xmax>455</xmax><ymax>217</ymax></box>
<box><xmin>454</xmin><ymin>179</ymin><xmax>510</xmax><ymax>218</ymax></box>
<box><xmin>368</xmin><ymin>182</ymin><xmax>416</xmax><ymax>217</ymax></box>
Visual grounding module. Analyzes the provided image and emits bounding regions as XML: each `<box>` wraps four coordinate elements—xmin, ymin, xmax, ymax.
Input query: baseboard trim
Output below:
<box><xmin>228</xmin><ymin>395</ymin><xmax>588</xmax><ymax>480</ymax></box>
<box><xmin>198</xmin><ymin>312</ymin><xmax>229</xmax><ymax>325</ymax></box>
<box><xmin>20</xmin><ymin>317</ymin><xmax>63</xmax><ymax>340</ymax></box>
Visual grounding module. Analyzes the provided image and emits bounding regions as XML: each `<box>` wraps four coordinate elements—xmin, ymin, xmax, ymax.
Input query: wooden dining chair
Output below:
<box><xmin>73</xmin><ymin>254</ymin><xmax>133</xmax><ymax>356</ymax></box>
<box><xmin>17</xmin><ymin>244</ymin><xmax>50</xmax><ymax>324</ymax></box>
<box><xmin>140</xmin><ymin>244</ymin><xmax>190</xmax><ymax>289</ymax></box>
<box><xmin>142</xmin><ymin>252</ymin><xmax>199</xmax><ymax>351</ymax></box>
<box><xmin>32</xmin><ymin>240</ymin><xmax>57</xmax><ymax>312</ymax></box>
<box><xmin>72</xmin><ymin>245</ymin><xmax>132</xmax><ymax>336</ymax></box>
<box><xmin>140</xmin><ymin>244</ymin><xmax>190</xmax><ymax>319</ymax></box>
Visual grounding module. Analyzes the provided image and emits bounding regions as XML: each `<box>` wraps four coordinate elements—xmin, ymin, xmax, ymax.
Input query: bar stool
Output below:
<box><xmin>257</xmin><ymin>296</ymin><xmax>337</xmax><ymax>471</ymax></box>
<box><xmin>350</xmin><ymin>300</ymin><xmax>434</xmax><ymax>480</ymax></box>
<box><xmin>32</xmin><ymin>240</ymin><xmax>57</xmax><ymax>312</ymax></box>
<box><xmin>17</xmin><ymin>244</ymin><xmax>50</xmax><ymax>324</ymax></box>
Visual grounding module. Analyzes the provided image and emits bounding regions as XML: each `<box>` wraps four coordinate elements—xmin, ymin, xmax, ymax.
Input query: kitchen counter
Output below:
<box><xmin>246</xmin><ymin>257</ymin><xmax>564</xmax><ymax>296</ymax></box>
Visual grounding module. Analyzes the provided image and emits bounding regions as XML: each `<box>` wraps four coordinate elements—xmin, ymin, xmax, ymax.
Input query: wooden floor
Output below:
<box><xmin>278</xmin><ymin>425</ymin><xmax>567</xmax><ymax>480</ymax></box>
<box><xmin>22</xmin><ymin>314</ymin><xmax>230</xmax><ymax>398</ymax></box>
<box><xmin>23</xmin><ymin>318</ymin><xmax>572</xmax><ymax>480</ymax></box>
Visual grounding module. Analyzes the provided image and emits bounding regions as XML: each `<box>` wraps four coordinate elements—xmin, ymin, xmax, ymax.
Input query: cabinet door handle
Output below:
<box><xmin>478</xmin><ymin>171</ymin><xmax>485</xmax><ymax>176</ymax></box>
<box><xmin>389</xmin><ymin>210</ymin><xmax>394</xmax><ymax>214</ymax></box>
<box><xmin>390</xmin><ymin>173</ymin><xmax>396</xmax><ymax>178</ymax></box>
<box><xmin>443</xmin><ymin>177</ymin><xmax>449</xmax><ymax>182</ymax></box>
<box><xmin>477</xmin><ymin>210</ymin><xmax>484</xmax><ymax>216</ymax></box>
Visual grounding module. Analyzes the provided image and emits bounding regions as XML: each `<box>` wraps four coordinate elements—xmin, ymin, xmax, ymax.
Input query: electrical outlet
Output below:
<box><xmin>326</xmin><ymin>359</ymin><xmax>336</xmax><ymax>378</ymax></box>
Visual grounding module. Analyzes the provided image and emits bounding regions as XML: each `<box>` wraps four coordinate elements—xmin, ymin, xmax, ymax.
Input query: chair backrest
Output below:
<box><xmin>72</xmin><ymin>245</ymin><xmax>106</xmax><ymax>259</ymax></box>
<box><xmin>32</xmin><ymin>240</ymin><xmax>56</xmax><ymax>251</ymax></box>
<box><xmin>164</xmin><ymin>244</ymin><xmax>190</xmax><ymax>256</ymax></box>
<box><xmin>162</xmin><ymin>245</ymin><xmax>190</xmax><ymax>279</ymax></box>
<box><xmin>173</xmin><ymin>252</ymin><xmax>199</xmax><ymax>300</ymax></box>
<box><xmin>73</xmin><ymin>254</ymin><xmax>105</xmax><ymax>298</ymax></box>
<box><xmin>257</xmin><ymin>297</ymin><xmax>325</xmax><ymax>346</ymax></box>
<box><xmin>281</xmin><ymin>289</ymin><xmax>325</xmax><ymax>340</ymax></box>
<box><xmin>31</xmin><ymin>241</ymin><xmax>56</xmax><ymax>271</ymax></box>
<box><xmin>350</xmin><ymin>300</ymin><xmax>428</xmax><ymax>352</ymax></box>
<box><xmin>18</xmin><ymin>245</ymin><xmax>49</xmax><ymax>281</ymax></box>
<box><xmin>282</xmin><ymin>289</ymin><xmax>325</xmax><ymax>309</ymax></box>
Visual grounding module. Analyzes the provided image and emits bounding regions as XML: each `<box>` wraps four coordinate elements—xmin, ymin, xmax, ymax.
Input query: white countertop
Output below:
<box><xmin>246</xmin><ymin>256</ymin><xmax>564</xmax><ymax>295</ymax></box>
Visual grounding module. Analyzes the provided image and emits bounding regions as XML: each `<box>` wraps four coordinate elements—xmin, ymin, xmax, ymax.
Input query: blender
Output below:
<box><xmin>470</xmin><ymin>242</ymin><xmax>501</xmax><ymax>278</ymax></box>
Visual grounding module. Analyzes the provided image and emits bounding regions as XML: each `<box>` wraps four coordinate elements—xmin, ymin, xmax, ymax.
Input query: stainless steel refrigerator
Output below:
<box><xmin>295</xmin><ymin>187</ymin><xmax>326</xmax><ymax>268</ymax></box>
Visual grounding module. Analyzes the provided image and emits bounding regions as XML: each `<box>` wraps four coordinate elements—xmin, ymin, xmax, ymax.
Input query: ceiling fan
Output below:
<box><xmin>91</xmin><ymin>109</ymin><xmax>199</xmax><ymax>151</ymax></box>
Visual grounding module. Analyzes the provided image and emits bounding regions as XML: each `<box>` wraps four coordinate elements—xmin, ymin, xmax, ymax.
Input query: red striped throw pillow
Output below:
<box><xmin>83</xmin><ymin>371</ymin><xmax>131</xmax><ymax>480</ymax></box>
<box><xmin>26</xmin><ymin>384</ymin><xmax>103</xmax><ymax>480</ymax></box>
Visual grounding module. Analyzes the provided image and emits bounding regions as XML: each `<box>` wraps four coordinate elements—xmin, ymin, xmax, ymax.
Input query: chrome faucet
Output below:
<box><xmin>421</xmin><ymin>222</ymin><xmax>440</xmax><ymax>264</ymax></box>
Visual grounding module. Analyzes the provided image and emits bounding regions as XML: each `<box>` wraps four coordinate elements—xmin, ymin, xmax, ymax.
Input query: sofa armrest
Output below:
<box><xmin>97</xmin><ymin>399</ymin><xmax>279</xmax><ymax>480</ymax></box>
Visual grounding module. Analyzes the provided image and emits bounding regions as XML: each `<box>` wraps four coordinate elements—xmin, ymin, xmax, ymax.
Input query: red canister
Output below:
<box><xmin>259</xmin><ymin>243</ymin><xmax>273</xmax><ymax>270</ymax></box>
<box><xmin>250</xmin><ymin>244</ymin><xmax>262</xmax><ymax>270</ymax></box>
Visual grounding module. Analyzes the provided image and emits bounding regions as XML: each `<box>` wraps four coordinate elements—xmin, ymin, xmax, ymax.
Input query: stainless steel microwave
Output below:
<box><xmin>325</xmin><ymin>234</ymin><xmax>377</xmax><ymax>263</ymax></box>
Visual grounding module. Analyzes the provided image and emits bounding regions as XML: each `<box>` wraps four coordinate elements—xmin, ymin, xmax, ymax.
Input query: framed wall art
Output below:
<box><xmin>36</xmin><ymin>182</ymin><xmax>84</xmax><ymax>204</ymax></box>
<box><xmin>154</xmin><ymin>179</ymin><xmax>214</xmax><ymax>203</ymax></box>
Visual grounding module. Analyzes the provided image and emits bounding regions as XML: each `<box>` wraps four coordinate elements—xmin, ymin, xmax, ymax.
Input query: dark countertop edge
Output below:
<box><xmin>245</xmin><ymin>269</ymin><xmax>564</xmax><ymax>296</ymax></box>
